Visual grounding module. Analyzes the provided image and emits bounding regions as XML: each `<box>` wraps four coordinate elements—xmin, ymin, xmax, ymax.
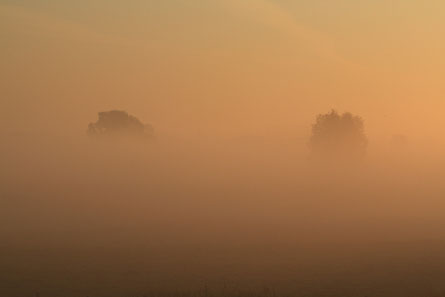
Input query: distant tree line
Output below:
<box><xmin>88</xmin><ymin>109</ymin><xmax>368</xmax><ymax>160</ymax></box>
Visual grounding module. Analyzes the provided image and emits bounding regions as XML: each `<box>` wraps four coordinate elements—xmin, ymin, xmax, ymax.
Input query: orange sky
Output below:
<box><xmin>2</xmin><ymin>0</ymin><xmax>445</xmax><ymax>144</ymax></box>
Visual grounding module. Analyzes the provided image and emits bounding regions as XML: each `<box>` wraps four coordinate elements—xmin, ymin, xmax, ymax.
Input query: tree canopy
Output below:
<box><xmin>87</xmin><ymin>110</ymin><xmax>154</xmax><ymax>140</ymax></box>
<box><xmin>309</xmin><ymin>110</ymin><xmax>367</xmax><ymax>159</ymax></box>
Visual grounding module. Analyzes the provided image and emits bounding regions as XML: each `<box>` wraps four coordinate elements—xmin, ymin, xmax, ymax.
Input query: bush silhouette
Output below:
<box><xmin>88</xmin><ymin>110</ymin><xmax>154</xmax><ymax>140</ymax></box>
<box><xmin>309</xmin><ymin>110</ymin><xmax>367</xmax><ymax>160</ymax></box>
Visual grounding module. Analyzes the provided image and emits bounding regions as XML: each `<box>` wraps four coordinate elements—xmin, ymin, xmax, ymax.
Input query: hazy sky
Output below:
<box><xmin>2</xmin><ymin>0</ymin><xmax>445</xmax><ymax>142</ymax></box>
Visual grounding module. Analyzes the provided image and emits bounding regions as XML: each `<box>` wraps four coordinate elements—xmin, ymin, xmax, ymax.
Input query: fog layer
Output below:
<box><xmin>2</xmin><ymin>131</ymin><xmax>445</xmax><ymax>296</ymax></box>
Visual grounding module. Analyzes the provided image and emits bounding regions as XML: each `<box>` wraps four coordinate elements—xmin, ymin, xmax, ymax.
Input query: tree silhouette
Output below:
<box><xmin>309</xmin><ymin>110</ymin><xmax>367</xmax><ymax>159</ymax></box>
<box><xmin>87</xmin><ymin>110</ymin><xmax>154</xmax><ymax>140</ymax></box>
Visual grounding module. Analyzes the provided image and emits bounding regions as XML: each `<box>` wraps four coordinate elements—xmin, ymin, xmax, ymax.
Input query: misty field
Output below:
<box><xmin>2</xmin><ymin>137</ymin><xmax>445</xmax><ymax>297</ymax></box>
<box><xmin>3</xmin><ymin>1</ymin><xmax>445</xmax><ymax>295</ymax></box>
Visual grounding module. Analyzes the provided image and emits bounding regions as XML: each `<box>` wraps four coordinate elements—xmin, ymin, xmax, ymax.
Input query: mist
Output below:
<box><xmin>3</xmin><ymin>0</ymin><xmax>445</xmax><ymax>296</ymax></box>
<box><xmin>3</xmin><ymin>113</ymin><xmax>445</xmax><ymax>297</ymax></box>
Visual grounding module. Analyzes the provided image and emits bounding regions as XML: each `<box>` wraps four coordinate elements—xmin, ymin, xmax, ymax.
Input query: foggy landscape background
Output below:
<box><xmin>3</xmin><ymin>121</ymin><xmax>445</xmax><ymax>297</ymax></box>
<box><xmin>3</xmin><ymin>1</ymin><xmax>445</xmax><ymax>296</ymax></box>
